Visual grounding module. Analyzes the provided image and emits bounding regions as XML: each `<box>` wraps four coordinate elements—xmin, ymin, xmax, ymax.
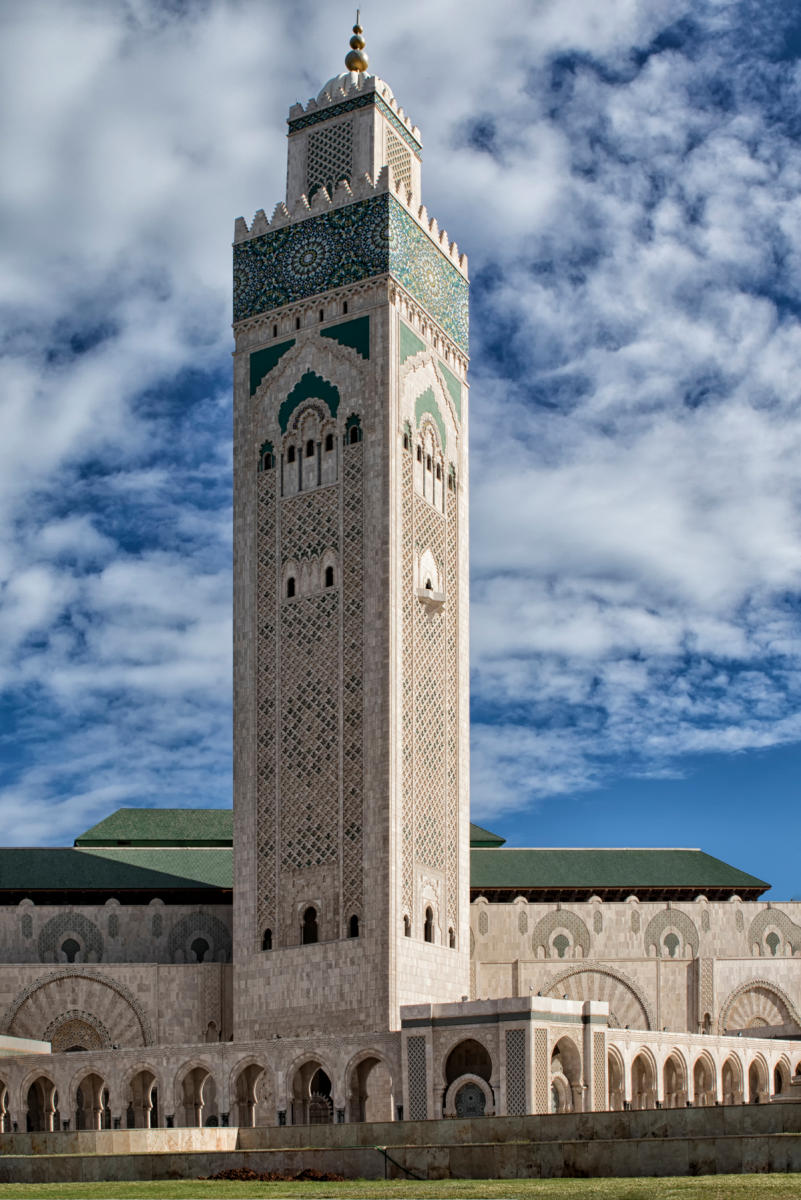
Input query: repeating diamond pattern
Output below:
<box><xmin>342</xmin><ymin>444</ymin><xmax>364</xmax><ymax>926</ymax></box>
<box><xmin>307</xmin><ymin>120</ymin><xmax>353</xmax><ymax>198</ymax></box>
<box><xmin>256</xmin><ymin>475</ymin><xmax>277</xmax><ymax>942</ymax></box>
<box><xmin>505</xmin><ymin>1028</ymin><xmax>527</xmax><ymax>1116</ymax></box>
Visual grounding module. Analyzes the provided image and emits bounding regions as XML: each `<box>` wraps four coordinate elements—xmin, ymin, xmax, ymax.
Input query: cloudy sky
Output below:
<box><xmin>2</xmin><ymin>0</ymin><xmax>800</xmax><ymax>896</ymax></box>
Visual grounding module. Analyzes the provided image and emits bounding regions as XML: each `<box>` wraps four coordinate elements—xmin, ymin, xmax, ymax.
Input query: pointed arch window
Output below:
<box><xmin>424</xmin><ymin>907</ymin><xmax>434</xmax><ymax>944</ymax></box>
<box><xmin>262</xmin><ymin>929</ymin><xmax>272</xmax><ymax>951</ymax></box>
<box><xmin>286</xmin><ymin>577</ymin><xmax>296</xmax><ymax>599</ymax></box>
<box><xmin>348</xmin><ymin>914</ymin><xmax>359</xmax><ymax>938</ymax></box>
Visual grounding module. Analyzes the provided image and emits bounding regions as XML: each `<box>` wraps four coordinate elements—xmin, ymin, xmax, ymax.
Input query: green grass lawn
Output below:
<box><xmin>1</xmin><ymin>1178</ymin><xmax>801</xmax><ymax>1200</ymax></box>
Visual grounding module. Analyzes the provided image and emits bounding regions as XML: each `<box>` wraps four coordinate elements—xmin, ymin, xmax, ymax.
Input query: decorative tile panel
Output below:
<box><xmin>233</xmin><ymin>195</ymin><xmax>469</xmax><ymax>354</ymax></box>
<box><xmin>534</xmin><ymin>1028</ymin><xmax>549</xmax><ymax>1113</ymax></box>
<box><xmin>505</xmin><ymin>1028</ymin><xmax>526</xmax><ymax>1116</ymax></box>
<box><xmin>593</xmin><ymin>1031</ymin><xmax>606</xmax><ymax>1111</ymax></box>
<box><xmin>407</xmin><ymin>1036</ymin><xmax>428</xmax><ymax>1120</ymax></box>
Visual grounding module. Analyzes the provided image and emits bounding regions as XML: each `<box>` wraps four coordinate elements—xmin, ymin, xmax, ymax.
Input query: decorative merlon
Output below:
<box><xmin>288</xmin><ymin>72</ymin><xmax>421</xmax><ymax>144</ymax></box>
<box><xmin>234</xmin><ymin>168</ymin><xmax>468</xmax><ymax>277</ymax></box>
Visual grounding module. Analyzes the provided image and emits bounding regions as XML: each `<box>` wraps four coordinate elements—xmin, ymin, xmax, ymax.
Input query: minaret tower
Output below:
<box><xmin>232</xmin><ymin>19</ymin><xmax>470</xmax><ymax>1038</ymax></box>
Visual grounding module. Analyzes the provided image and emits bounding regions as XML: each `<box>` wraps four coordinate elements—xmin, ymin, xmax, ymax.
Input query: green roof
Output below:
<box><xmin>0</xmin><ymin>847</ymin><xmax>232</xmax><ymax>892</ymax></box>
<box><xmin>75</xmin><ymin>808</ymin><xmax>233</xmax><ymax>847</ymax></box>
<box><xmin>470</xmin><ymin>847</ymin><xmax>768</xmax><ymax>897</ymax></box>
<box><xmin>469</xmin><ymin>822</ymin><xmax>506</xmax><ymax>847</ymax></box>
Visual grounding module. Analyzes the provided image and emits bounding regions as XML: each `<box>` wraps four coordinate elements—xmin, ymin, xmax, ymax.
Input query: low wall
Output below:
<box><xmin>3</xmin><ymin>1101</ymin><xmax>799</xmax><ymax>1157</ymax></box>
<box><xmin>1</xmin><ymin>1132</ymin><xmax>801</xmax><ymax>1183</ymax></box>
<box><xmin>2</xmin><ymin>1104</ymin><xmax>801</xmax><ymax>1182</ymax></box>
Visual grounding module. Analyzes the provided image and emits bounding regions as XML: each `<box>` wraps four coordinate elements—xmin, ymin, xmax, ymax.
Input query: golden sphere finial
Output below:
<box><xmin>345</xmin><ymin>9</ymin><xmax>369</xmax><ymax>72</ymax></box>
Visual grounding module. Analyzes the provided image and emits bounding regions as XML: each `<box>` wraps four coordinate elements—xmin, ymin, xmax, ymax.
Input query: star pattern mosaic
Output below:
<box><xmin>233</xmin><ymin>195</ymin><xmax>469</xmax><ymax>354</ymax></box>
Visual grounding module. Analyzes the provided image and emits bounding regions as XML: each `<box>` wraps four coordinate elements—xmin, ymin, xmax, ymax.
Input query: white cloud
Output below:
<box><xmin>2</xmin><ymin>0</ymin><xmax>801</xmax><ymax>840</ymax></box>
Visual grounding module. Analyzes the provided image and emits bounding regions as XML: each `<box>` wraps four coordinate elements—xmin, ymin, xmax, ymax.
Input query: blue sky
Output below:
<box><xmin>1</xmin><ymin>0</ymin><xmax>800</xmax><ymax>898</ymax></box>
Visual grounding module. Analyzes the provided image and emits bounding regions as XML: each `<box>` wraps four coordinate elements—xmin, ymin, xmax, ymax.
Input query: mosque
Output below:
<box><xmin>0</xmin><ymin>20</ymin><xmax>799</xmax><ymax>1135</ymax></box>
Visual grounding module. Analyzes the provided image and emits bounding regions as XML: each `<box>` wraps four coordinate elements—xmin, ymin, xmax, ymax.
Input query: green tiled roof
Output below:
<box><xmin>470</xmin><ymin>847</ymin><xmax>768</xmax><ymax>896</ymax></box>
<box><xmin>0</xmin><ymin>847</ymin><xmax>232</xmax><ymax>892</ymax></box>
<box><xmin>75</xmin><ymin>808</ymin><xmax>233</xmax><ymax>847</ymax></box>
<box><xmin>469</xmin><ymin>822</ymin><xmax>506</xmax><ymax>847</ymax></box>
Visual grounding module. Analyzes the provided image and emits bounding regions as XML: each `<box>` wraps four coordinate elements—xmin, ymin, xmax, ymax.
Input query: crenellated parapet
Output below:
<box><xmin>234</xmin><ymin>167</ymin><xmax>468</xmax><ymax>280</ymax></box>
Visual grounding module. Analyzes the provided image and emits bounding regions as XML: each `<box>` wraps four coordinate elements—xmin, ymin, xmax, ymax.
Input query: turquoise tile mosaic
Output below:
<box><xmin>233</xmin><ymin>195</ymin><xmax>469</xmax><ymax>355</ymax></box>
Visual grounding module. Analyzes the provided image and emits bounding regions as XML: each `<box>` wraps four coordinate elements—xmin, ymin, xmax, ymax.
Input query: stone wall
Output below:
<box><xmin>471</xmin><ymin>898</ymin><xmax>801</xmax><ymax>1034</ymax></box>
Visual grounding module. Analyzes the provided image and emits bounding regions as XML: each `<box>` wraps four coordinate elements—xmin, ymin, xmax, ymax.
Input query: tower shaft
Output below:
<box><xmin>232</xmin><ymin>70</ymin><xmax>470</xmax><ymax>1037</ymax></box>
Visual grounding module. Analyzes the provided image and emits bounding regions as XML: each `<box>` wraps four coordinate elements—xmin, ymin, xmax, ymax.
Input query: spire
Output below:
<box><xmin>344</xmin><ymin>11</ymin><xmax>369</xmax><ymax>73</ymax></box>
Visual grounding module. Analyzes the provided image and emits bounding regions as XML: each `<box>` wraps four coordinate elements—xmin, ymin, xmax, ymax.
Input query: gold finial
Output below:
<box><xmin>345</xmin><ymin>10</ymin><xmax>369</xmax><ymax>73</ymax></box>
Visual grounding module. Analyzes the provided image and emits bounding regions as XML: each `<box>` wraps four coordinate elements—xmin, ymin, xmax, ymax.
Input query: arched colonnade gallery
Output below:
<box><xmin>1</xmin><ymin>1015</ymin><xmax>800</xmax><ymax>1131</ymax></box>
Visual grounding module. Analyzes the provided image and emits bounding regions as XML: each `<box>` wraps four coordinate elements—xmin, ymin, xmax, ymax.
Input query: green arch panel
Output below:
<box><xmin>415</xmin><ymin>386</ymin><xmax>447</xmax><ymax>450</ymax></box>
<box><xmin>279</xmin><ymin>371</ymin><xmax>340</xmax><ymax>433</ymax></box>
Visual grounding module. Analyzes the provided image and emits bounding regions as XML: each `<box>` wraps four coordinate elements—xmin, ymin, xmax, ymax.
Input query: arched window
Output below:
<box><xmin>448</xmin><ymin>467</ymin><xmax>456</xmax><ymax>491</ymax></box>
<box><xmin>287</xmin><ymin>445</ymin><xmax>296</xmax><ymax>464</ymax></box>
<box><xmin>403</xmin><ymin>915</ymin><xmax>411</xmax><ymax>937</ymax></box>
<box><xmin>260</xmin><ymin>451</ymin><xmax>274</xmax><ymax>471</ymax></box>
<box><xmin>295</xmin><ymin>316</ymin><xmax>301</xmax><ymax>330</ymax></box>
<box><xmin>262</xmin><ymin>929</ymin><xmax>272</xmax><ymax>951</ymax></box>
<box><xmin>349</xmin><ymin>425</ymin><xmax>361</xmax><ymax>445</ymax></box>
<box><xmin>426</xmin><ymin>454</ymin><xmax>432</xmax><ymax>471</ymax></box>
<box><xmin>424</xmin><ymin>907</ymin><xmax>434</xmax><ymax>943</ymax></box>
<box><xmin>191</xmin><ymin>937</ymin><xmax>209</xmax><ymax>963</ymax></box>
<box><xmin>325</xmin><ymin>433</ymin><xmax>334</xmax><ymax>452</ymax></box>
<box><xmin>324</xmin><ymin>566</ymin><xmax>334</xmax><ymax>588</ymax></box>
<box><xmin>302</xmin><ymin>906</ymin><xmax>318</xmax><ymax>945</ymax></box>
<box><xmin>403</xmin><ymin>433</ymin><xmax>410</xmax><ymax>451</ymax></box>
<box><xmin>272</xmin><ymin>324</ymin><xmax>278</xmax><ymax>338</ymax></box>
<box><xmin>449</xmin><ymin>927</ymin><xmax>456</xmax><ymax>949</ymax></box>
<box><xmin>436</xmin><ymin>463</ymin><xmax>442</xmax><ymax>480</ymax></box>
<box><xmin>349</xmin><ymin>914</ymin><xmax>359</xmax><ymax>938</ymax></box>
<box><xmin>343</xmin><ymin>300</ymin><xmax>348</xmax><ymax>315</ymax></box>
<box><xmin>319</xmin><ymin>309</ymin><xmax>324</xmax><ymax>323</ymax></box>
<box><xmin>61</xmin><ymin>938</ymin><xmax>80</xmax><ymax>963</ymax></box>
<box><xmin>416</xmin><ymin>446</ymin><xmax>422</xmax><ymax>462</ymax></box>
<box><xmin>306</xmin><ymin>438</ymin><xmax>315</xmax><ymax>458</ymax></box>
<box><xmin>286</xmin><ymin>577</ymin><xmax>296</xmax><ymax>599</ymax></box>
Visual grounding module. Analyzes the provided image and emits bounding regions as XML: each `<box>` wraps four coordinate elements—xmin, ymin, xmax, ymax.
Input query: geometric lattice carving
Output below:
<box><xmin>256</xmin><ymin>475</ymin><xmax>278</xmax><ymax>942</ymax></box>
<box><xmin>151</xmin><ymin>913</ymin><xmax>163</xmax><ymax>938</ymax></box>
<box><xmin>531</xmin><ymin>910</ymin><xmax>590</xmax><ymax>959</ymax></box>
<box><xmin>407</xmin><ymin>1036</ymin><xmax>428</xmax><ymax>1120</ymax></box>
<box><xmin>387</xmin><ymin>131</ymin><xmax>412</xmax><ymax>194</ymax></box>
<box><xmin>593</xmin><ymin>909</ymin><xmax>603</xmax><ymax>934</ymax></box>
<box><xmin>546</xmin><ymin>965</ymin><xmax>655</xmax><ymax>1031</ymax></box>
<box><xmin>341</xmin><ymin>443</ymin><xmax>364</xmax><ymax>926</ymax></box>
<box><xmin>413</xmin><ymin>493</ymin><xmax>447</xmax><ymax>873</ymax></box>
<box><xmin>445</xmin><ymin>479</ymin><xmax>459</xmax><ymax>932</ymax></box>
<box><xmin>643</xmin><ymin>908</ymin><xmax>699</xmax><ymax>958</ymax></box>
<box><xmin>505</xmin><ymin>1028</ymin><xmax>526</xmax><ymax>1116</ymax></box>
<box><xmin>44</xmin><ymin>1010</ymin><xmax>112</xmax><ymax>1053</ymax></box>
<box><xmin>37</xmin><ymin>913</ymin><xmax>103</xmax><ymax>963</ymax></box>
<box><xmin>167</xmin><ymin>913</ymin><xmax>232</xmax><ymax>963</ymax></box>
<box><xmin>630</xmin><ymin>908</ymin><xmax>641</xmax><ymax>933</ymax></box>
<box><xmin>534</xmin><ymin>1028</ymin><xmax>548</xmax><ymax>1113</ymax></box>
<box><xmin>478</xmin><ymin>909</ymin><xmax>488</xmax><ymax>936</ymax></box>
<box><xmin>593</xmin><ymin>1030</ymin><xmax>606</xmax><ymax>1111</ymax></box>
<box><xmin>307</xmin><ymin>120</ymin><xmax>353</xmax><ymax>199</ymax></box>
<box><xmin>280</xmin><ymin>488</ymin><xmax>340</xmax><ymax>874</ymax></box>
<box><xmin>21</xmin><ymin>913</ymin><xmax>32</xmax><ymax>940</ymax></box>
<box><xmin>107</xmin><ymin>914</ymin><xmax>119</xmax><ymax>938</ymax></box>
<box><xmin>401</xmin><ymin>450</ymin><xmax>415</xmax><ymax>921</ymax></box>
<box><xmin>518</xmin><ymin>907</ymin><xmax>528</xmax><ymax>935</ymax></box>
